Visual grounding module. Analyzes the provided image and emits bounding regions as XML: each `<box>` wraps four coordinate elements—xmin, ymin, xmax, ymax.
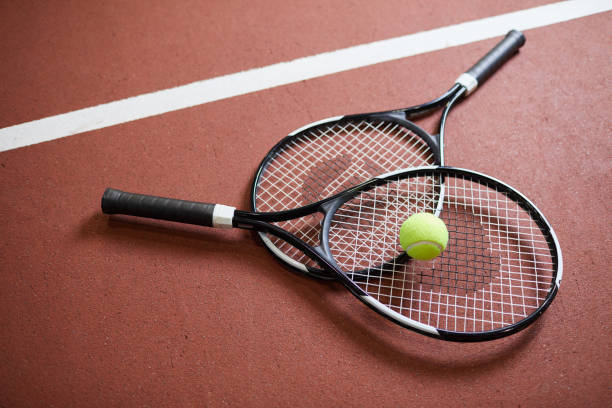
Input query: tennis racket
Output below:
<box><xmin>252</xmin><ymin>30</ymin><xmax>525</xmax><ymax>278</ymax></box>
<box><xmin>102</xmin><ymin>166</ymin><xmax>562</xmax><ymax>341</ymax></box>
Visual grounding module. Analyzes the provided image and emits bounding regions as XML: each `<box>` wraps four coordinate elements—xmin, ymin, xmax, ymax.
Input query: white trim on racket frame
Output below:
<box><xmin>260</xmin><ymin>233</ymin><xmax>310</xmax><ymax>272</ymax></box>
<box><xmin>360</xmin><ymin>295</ymin><xmax>439</xmax><ymax>335</ymax></box>
<box><xmin>549</xmin><ymin>227</ymin><xmax>563</xmax><ymax>287</ymax></box>
<box><xmin>375</xmin><ymin>168</ymin><xmax>414</xmax><ymax>179</ymax></box>
<box><xmin>288</xmin><ymin>115</ymin><xmax>344</xmax><ymax>136</ymax></box>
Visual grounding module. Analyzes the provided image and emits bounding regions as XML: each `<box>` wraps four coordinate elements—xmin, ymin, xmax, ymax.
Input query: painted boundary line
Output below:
<box><xmin>1</xmin><ymin>0</ymin><xmax>610</xmax><ymax>152</ymax></box>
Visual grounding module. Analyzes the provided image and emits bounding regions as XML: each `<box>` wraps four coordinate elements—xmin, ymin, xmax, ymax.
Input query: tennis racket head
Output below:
<box><xmin>316</xmin><ymin>166</ymin><xmax>561</xmax><ymax>341</ymax></box>
<box><xmin>251</xmin><ymin>112</ymin><xmax>440</xmax><ymax>278</ymax></box>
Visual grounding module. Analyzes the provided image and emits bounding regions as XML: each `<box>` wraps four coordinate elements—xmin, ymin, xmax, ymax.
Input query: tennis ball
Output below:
<box><xmin>399</xmin><ymin>213</ymin><xmax>448</xmax><ymax>260</ymax></box>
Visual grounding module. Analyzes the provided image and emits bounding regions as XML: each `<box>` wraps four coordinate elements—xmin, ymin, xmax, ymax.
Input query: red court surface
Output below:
<box><xmin>1</xmin><ymin>1</ymin><xmax>611</xmax><ymax>407</ymax></box>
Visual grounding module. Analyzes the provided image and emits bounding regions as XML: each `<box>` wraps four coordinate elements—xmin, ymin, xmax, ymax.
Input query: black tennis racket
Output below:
<box><xmin>251</xmin><ymin>30</ymin><xmax>525</xmax><ymax>278</ymax></box>
<box><xmin>102</xmin><ymin>166</ymin><xmax>562</xmax><ymax>341</ymax></box>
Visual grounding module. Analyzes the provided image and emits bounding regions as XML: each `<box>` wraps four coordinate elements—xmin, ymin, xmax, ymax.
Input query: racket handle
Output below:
<box><xmin>457</xmin><ymin>30</ymin><xmax>525</xmax><ymax>94</ymax></box>
<box><xmin>101</xmin><ymin>188</ymin><xmax>235</xmax><ymax>229</ymax></box>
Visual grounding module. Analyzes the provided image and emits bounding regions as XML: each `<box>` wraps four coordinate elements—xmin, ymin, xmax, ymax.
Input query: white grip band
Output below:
<box><xmin>455</xmin><ymin>73</ymin><xmax>478</xmax><ymax>95</ymax></box>
<box><xmin>212</xmin><ymin>204</ymin><xmax>235</xmax><ymax>229</ymax></box>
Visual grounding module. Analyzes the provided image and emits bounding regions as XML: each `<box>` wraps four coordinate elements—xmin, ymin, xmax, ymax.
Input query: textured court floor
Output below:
<box><xmin>1</xmin><ymin>1</ymin><xmax>611</xmax><ymax>406</ymax></box>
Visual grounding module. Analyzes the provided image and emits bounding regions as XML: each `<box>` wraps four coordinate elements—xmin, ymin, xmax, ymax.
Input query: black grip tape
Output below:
<box><xmin>102</xmin><ymin>188</ymin><xmax>216</xmax><ymax>227</ymax></box>
<box><xmin>466</xmin><ymin>30</ymin><xmax>525</xmax><ymax>84</ymax></box>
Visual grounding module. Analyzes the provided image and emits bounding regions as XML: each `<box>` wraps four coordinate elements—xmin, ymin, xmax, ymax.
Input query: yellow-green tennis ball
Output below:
<box><xmin>399</xmin><ymin>213</ymin><xmax>448</xmax><ymax>260</ymax></box>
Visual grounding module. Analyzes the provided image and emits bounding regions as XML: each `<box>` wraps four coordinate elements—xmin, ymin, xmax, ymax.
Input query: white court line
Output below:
<box><xmin>1</xmin><ymin>0</ymin><xmax>610</xmax><ymax>152</ymax></box>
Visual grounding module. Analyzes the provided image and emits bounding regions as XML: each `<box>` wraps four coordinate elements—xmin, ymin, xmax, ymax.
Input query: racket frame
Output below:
<box><xmin>256</xmin><ymin>167</ymin><xmax>562</xmax><ymax>342</ymax></box>
<box><xmin>103</xmin><ymin>165</ymin><xmax>562</xmax><ymax>341</ymax></box>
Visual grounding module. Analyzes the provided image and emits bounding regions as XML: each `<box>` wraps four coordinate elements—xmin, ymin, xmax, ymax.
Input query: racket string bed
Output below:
<box><xmin>327</xmin><ymin>173</ymin><xmax>556</xmax><ymax>333</ymax></box>
<box><xmin>255</xmin><ymin>119</ymin><xmax>436</xmax><ymax>269</ymax></box>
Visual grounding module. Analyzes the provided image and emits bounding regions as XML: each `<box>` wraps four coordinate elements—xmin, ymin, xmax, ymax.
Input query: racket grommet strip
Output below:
<box><xmin>455</xmin><ymin>73</ymin><xmax>478</xmax><ymax>95</ymax></box>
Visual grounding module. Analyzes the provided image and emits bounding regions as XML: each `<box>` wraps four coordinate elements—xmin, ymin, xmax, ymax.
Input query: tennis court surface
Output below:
<box><xmin>1</xmin><ymin>1</ymin><xmax>610</xmax><ymax>406</ymax></box>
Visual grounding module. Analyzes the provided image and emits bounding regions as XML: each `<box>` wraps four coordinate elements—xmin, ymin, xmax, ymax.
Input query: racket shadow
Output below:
<box><xmin>83</xmin><ymin>213</ymin><xmax>262</xmax><ymax>268</ymax></box>
<box><xmin>83</xmin><ymin>211</ymin><xmax>546</xmax><ymax>375</ymax></box>
<box><xmin>315</xmin><ymin>285</ymin><xmax>545</xmax><ymax>374</ymax></box>
<box><xmin>86</xmin><ymin>210</ymin><xmax>547</xmax><ymax>368</ymax></box>
<box><xmin>84</xmin><ymin>212</ymin><xmax>341</xmax><ymax>290</ymax></box>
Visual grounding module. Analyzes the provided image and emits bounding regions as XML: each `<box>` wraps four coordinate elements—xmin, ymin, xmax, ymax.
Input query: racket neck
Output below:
<box><xmin>403</xmin><ymin>84</ymin><xmax>463</xmax><ymax>121</ymax></box>
<box><xmin>437</xmin><ymin>86</ymin><xmax>466</xmax><ymax>165</ymax></box>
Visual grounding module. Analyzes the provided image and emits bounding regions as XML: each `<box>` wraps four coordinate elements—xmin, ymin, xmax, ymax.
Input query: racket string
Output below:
<box><xmin>327</xmin><ymin>173</ymin><xmax>555</xmax><ymax>333</ymax></box>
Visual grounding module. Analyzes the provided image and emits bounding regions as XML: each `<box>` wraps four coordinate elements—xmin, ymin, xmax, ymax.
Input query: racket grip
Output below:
<box><xmin>101</xmin><ymin>188</ymin><xmax>235</xmax><ymax>228</ymax></box>
<box><xmin>460</xmin><ymin>30</ymin><xmax>525</xmax><ymax>91</ymax></box>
